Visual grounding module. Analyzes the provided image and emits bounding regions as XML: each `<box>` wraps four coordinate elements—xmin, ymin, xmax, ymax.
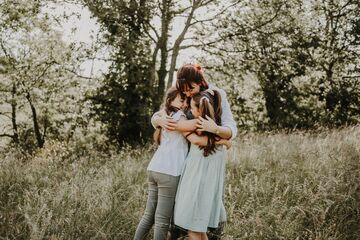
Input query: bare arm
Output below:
<box><xmin>197</xmin><ymin>116</ymin><xmax>232</xmax><ymax>139</ymax></box>
<box><xmin>151</xmin><ymin>109</ymin><xmax>177</xmax><ymax>130</ymax></box>
<box><xmin>152</xmin><ymin>110</ymin><xmax>197</xmax><ymax>132</ymax></box>
<box><xmin>175</xmin><ymin>119</ymin><xmax>197</xmax><ymax>132</ymax></box>
<box><xmin>216</xmin><ymin>139</ymin><xmax>232</xmax><ymax>149</ymax></box>
<box><xmin>182</xmin><ymin>131</ymin><xmax>208</xmax><ymax>146</ymax></box>
<box><xmin>213</xmin><ymin>126</ymin><xmax>232</xmax><ymax>140</ymax></box>
<box><xmin>182</xmin><ymin>131</ymin><xmax>232</xmax><ymax>148</ymax></box>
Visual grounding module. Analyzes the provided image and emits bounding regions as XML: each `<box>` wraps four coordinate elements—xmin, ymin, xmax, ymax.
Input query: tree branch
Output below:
<box><xmin>0</xmin><ymin>133</ymin><xmax>14</xmax><ymax>138</ymax></box>
<box><xmin>148</xmin><ymin>22</ymin><xmax>160</xmax><ymax>40</ymax></box>
<box><xmin>0</xmin><ymin>112</ymin><xmax>12</xmax><ymax>120</ymax></box>
<box><xmin>166</xmin><ymin>0</ymin><xmax>200</xmax><ymax>87</ymax></box>
<box><xmin>190</xmin><ymin>0</ymin><xmax>240</xmax><ymax>26</ymax></box>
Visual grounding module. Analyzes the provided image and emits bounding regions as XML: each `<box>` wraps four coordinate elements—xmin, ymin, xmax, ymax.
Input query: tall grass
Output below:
<box><xmin>1</xmin><ymin>126</ymin><xmax>359</xmax><ymax>239</ymax></box>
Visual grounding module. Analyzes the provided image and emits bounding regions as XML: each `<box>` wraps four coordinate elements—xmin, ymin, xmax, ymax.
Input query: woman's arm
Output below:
<box><xmin>176</xmin><ymin>118</ymin><xmax>197</xmax><ymax>132</ymax></box>
<box><xmin>197</xmin><ymin>87</ymin><xmax>237</xmax><ymax>140</ymax></box>
<box><xmin>152</xmin><ymin>111</ymin><xmax>197</xmax><ymax>132</ymax></box>
<box><xmin>196</xmin><ymin>116</ymin><xmax>232</xmax><ymax>140</ymax></box>
<box><xmin>151</xmin><ymin>109</ymin><xmax>177</xmax><ymax>130</ymax></box>
<box><xmin>218</xmin><ymin>89</ymin><xmax>238</xmax><ymax>139</ymax></box>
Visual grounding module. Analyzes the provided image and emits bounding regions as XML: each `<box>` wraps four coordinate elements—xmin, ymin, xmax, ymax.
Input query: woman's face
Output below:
<box><xmin>182</xmin><ymin>82</ymin><xmax>201</xmax><ymax>97</ymax></box>
<box><xmin>171</xmin><ymin>94</ymin><xmax>186</xmax><ymax>110</ymax></box>
<box><xmin>190</xmin><ymin>98</ymin><xmax>201</xmax><ymax>118</ymax></box>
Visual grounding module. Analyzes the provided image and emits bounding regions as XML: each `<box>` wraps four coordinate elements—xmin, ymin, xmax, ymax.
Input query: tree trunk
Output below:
<box><xmin>167</xmin><ymin>1</ymin><xmax>198</xmax><ymax>88</ymax></box>
<box><xmin>11</xmin><ymin>83</ymin><xmax>19</xmax><ymax>143</ymax></box>
<box><xmin>155</xmin><ymin>0</ymin><xmax>172</xmax><ymax>109</ymax></box>
<box><xmin>25</xmin><ymin>92</ymin><xmax>44</xmax><ymax>148</ymax></box>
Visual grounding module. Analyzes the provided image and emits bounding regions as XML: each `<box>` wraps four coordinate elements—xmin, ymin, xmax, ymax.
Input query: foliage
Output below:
<box><xmin>82</xmin><ymin>0</ymin><xmax>233</xmax><ymax>146</ymax></box>
<box><xmin>0</xmin><ymin>0</ymin><xmax>91</xmax><ymax>151</ymax></box>
<box><xmin>198</xmin><ymin>0</ymin><xmax>360</xmax><ymax>129</ymax></box>
<box><xmin>83</xmin><ymin>0</ymin><xmax>156</xmax><ymax>146</ymax></box>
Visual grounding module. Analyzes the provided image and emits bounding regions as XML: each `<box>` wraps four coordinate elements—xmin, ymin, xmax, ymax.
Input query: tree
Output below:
<box><xmin>82</xmin><ymin>0</ymin><xmax>155</xmax><ymax>146</ymax></box>
<box><xmin>81</xmin><ymin>0</ymin><xmax>236</xmax><ymax>145</ymax></box>
<box><xmin>0</xmin><ymin>0</ymin><xmax>88</xmax><ymax>150</ymax></box>
<box><xmin>196</xmin><ymin>0</ymin><xmax>360</xmax><ymax>129</ymax></box>
<box><xmin>304</xmin><ymin>0</ymin><xmax>360</xmax><ymax>125</ymax></box>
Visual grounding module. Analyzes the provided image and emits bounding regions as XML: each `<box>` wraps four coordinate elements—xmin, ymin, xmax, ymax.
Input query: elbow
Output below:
<box><xmin>193</xmin><ymin>139</ymin><xmax>207</xmax><ymax>146</ymax></box>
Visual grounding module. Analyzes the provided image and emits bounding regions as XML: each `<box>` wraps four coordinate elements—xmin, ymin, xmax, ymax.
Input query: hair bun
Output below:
<box><xmin>193</xmin><ymin>63</ymin><xmax>203</xmax><ymax>73</ymax></box>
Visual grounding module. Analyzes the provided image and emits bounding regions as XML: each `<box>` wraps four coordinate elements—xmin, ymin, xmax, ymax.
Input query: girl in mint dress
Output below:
<box><xmin>174</xmin><ymin>90</ymin><xmax>228</xmax><ymax>239</ymax></box>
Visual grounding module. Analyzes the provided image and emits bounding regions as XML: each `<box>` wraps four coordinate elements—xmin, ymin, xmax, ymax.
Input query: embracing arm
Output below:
<box><xmin>182</xmin><ymin>131</ymin><xmax>232</xmax><ymax>149</ymax></box>
<box><xmin>182</xmin><ymin>131</ymin><xmax>208</xmax><ymax>146</ymax></box>
<box><xmin>151</xmin><ymin>110</ymin><xmax>197</xmax><ymax>132</ymax></box>
<box><xmin>197</xmin><ymin>116</ymin><xmax>233</xmax><ymax>140</ymax></box>
<box><xmin>177</xmin><ymin>116</ymin><xmax>231</xmax><ymax>147</ymax></box>
<box><xmin>177</xmin><ymin>116</ymin><xmax>206</xmax><ymax>146</ymax></box>
<box><xmin>219</xmin><ymin>89</ymin><xmax>238</xmax><ymax>139</ymax></box>
<box><xmin>175</xmin><ymin>119</ymin><xmax>197</xmax><ymax>132</ymax></box>
<box><xmin>151</xmin><ymin>109</ymin><xmax>177</xmax><ymax>130</ymax></box>
<box><xmin>216</xmin><ymin>138</ymin><xmax>232</xmax><ymax>149</ymax></box>
<box><xmin>196</xmin><ymin>89</ymin><xmax>237</xmax><ymax>140</ymax></box>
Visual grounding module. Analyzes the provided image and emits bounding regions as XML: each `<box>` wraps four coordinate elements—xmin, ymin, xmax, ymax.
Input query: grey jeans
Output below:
<box><xmin>134</xmin><ymin>171</ymin><xmax>180</xmax><ymax>240</ymax></box>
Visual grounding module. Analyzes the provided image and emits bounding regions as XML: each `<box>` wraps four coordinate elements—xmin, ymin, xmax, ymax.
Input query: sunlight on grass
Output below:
<box><xmin>1</xmin><ymin>126</ymin><xmax>359</xmax><ymax>239</ymax></box>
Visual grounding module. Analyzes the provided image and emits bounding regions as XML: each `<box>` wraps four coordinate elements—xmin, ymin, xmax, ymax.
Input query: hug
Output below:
<box><xmin>134</xmin><ymin>63</ymin><xmax>237</xmax><ymax>240</ymax></box>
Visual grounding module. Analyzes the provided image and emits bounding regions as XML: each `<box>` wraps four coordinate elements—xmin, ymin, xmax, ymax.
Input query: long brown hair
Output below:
<box><xmin>176</xmin><ymin>63</ymin><xmax>209</xmax><ymax>93</ymax></box>
<box><xmin>192</xmin><ymin>90</ymin><xmax>222</xmax><ymax>156</ymax></box>
<box><xmin>153</xmin><ymin>87</ymin><xmax>184</xmax><ymax>145</ymax></box>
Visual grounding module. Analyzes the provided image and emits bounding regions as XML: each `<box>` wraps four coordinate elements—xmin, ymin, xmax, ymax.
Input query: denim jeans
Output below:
<box><xmin>134</xmin><ymin>171</ymin><xmax>180</xmax><ymax>240</ymax></box>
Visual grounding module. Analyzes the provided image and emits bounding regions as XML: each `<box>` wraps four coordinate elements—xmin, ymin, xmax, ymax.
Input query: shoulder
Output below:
<box><xmin>172</xmin><ymin>110</ymin><xmax>186</xmax><ymax>121</ymax></box>
<box><xmin>209</xmin><ymin>84</ymin><xmax>227</xmax><ymax>98</ymax></box>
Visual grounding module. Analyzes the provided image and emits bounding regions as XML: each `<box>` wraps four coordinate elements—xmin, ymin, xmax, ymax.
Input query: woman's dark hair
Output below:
<box><xmin>153</xmin><ymin>87</ymin><xmax>184</xmax><ymax>145</ymax></box>
<box><xmin>192</xmin><ymin>90</ymin><xmax>222</xmax><ymax>156</ymax></box>
<box><xmin>176</xmin><ymin>64</ymin><xmax>208</xmax><ymax>93</ymax></box>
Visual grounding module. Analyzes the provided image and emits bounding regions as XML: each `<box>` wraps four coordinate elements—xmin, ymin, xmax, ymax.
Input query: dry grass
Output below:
<box><xmin>1</xmin><ymin>126</ymin><xmax>359</xmax><ymax>239</ymax></box>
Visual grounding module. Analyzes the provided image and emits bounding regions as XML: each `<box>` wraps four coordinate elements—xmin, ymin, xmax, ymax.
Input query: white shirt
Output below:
<box><xmin>208</xmin><ymin>84</ymin><xmax>238</xmax><ymax>140</ymax></box>
<box><xmin>147</xmin><ymin>111</ymin><xmax>188</xmax><ymax>176</ymax></box>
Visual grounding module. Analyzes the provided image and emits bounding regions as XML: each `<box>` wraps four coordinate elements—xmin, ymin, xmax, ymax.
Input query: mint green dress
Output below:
<box><xmin>173</xmin><ymin>144</ymin><xmax>226</xmax><ymax>232</ymax></box>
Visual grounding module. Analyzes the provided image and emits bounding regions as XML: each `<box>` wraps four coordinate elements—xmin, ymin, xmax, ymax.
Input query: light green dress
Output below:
<box><xmin>174</xmin><ymin>144</ymin><xmax>226</xmax><ymax>232</ymax></box>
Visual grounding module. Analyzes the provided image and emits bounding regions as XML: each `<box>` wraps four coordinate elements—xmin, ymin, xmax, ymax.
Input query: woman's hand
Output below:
<box><xmin>196</xmin><ymin>115</ymin><xmax>219</xmax><ymax>134</ymax></box>
<box><xmin>157</xmin><ymin>114</ymin><xmax>177</xmax><ymax>131</ymax></box>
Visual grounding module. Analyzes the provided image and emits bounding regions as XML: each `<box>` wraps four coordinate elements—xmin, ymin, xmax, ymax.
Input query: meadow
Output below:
<box><xmin>1</xmin><ymin>126</ymin><xmax>359</xmax><ymax>239</ymax></box>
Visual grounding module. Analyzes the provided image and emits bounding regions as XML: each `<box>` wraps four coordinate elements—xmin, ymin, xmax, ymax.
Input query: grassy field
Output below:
<box><xmin>1</xmin><ymin>126</ymin><xmax>359</xmax><ymax>239</ymax></box>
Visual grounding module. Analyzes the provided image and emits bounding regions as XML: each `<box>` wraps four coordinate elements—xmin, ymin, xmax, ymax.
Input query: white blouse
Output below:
<box><xmin>147</xmin><ymin>111</ymin><xmax>188</xmax><ymax>176</ymax></box>
<box><xmin>208</xmin><ymin>84</ymin><xmax>238</xmax><ymax>140</ymax></box>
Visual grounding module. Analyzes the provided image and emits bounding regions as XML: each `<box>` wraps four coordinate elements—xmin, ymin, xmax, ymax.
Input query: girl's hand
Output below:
<box><xmin>196</xmin><ymin>115</ymin><xmax>218</xmax><ymax>133</ymax></box>
<box><xmin>223</xmin><ymin>140</ymin><xmax>232</xmax><ymax>150</ymax></box>
<box><xmin>216</xmin><ymin>139</ymin><xmax>232</xmax><ymax>149</ymax></box>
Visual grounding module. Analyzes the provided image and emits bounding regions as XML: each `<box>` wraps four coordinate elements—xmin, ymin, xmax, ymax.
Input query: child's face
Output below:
<box><xmin>171</xmin><ymin>94</ymin><xmax>186</xmax><ymax>110</ymax></box>
<box><xmin>190</xmin><ymin>99</ymin><xmax>201</xmax><ymax>118</ymax></box>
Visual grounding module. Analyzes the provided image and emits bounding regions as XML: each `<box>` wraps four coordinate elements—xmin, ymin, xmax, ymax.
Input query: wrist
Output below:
<box><xmin>214</xmin><ymin>125</ymin><xmax>220</xmax><ymax>135</ymax></box>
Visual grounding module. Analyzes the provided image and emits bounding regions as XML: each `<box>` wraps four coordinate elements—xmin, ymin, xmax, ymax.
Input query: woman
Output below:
<box><xmin>152</xmin><ymin>64</ymin><xmax>237</xmax><ymax>239</ymax></box>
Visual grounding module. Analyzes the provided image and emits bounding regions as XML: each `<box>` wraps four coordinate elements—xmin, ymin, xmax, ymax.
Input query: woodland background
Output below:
<box><xmin>0</xmin><ymin>0</ymin><xmax>359</xmax><ymax>239</ymax></box>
